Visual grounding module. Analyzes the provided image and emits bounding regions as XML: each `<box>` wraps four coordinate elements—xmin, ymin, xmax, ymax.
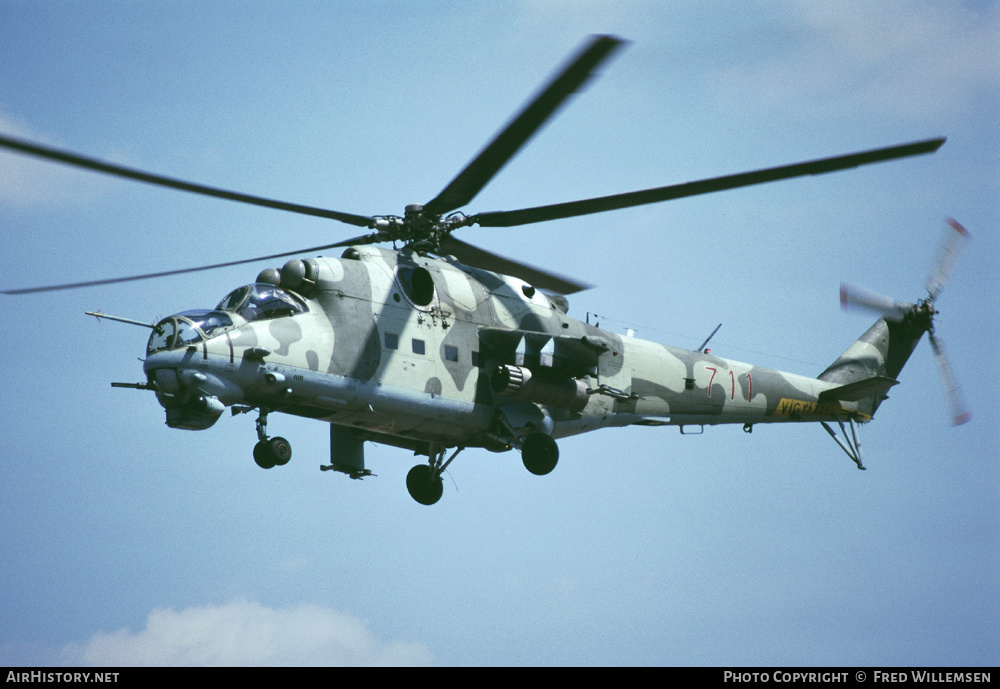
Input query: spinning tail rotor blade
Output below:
<box><xmin>926</xmin><ymin>218</ymin><xmax>971</xmax><ymax>301</ymax></box>
<box><xmin>839</xmin><ymin>282</ymin><xmax>910</xmax><ymax>321</ymax></box>
<box><xmin>929</xmin><ymin>332</ymin><xmax>971</xmax><ymax>425</ymax></box>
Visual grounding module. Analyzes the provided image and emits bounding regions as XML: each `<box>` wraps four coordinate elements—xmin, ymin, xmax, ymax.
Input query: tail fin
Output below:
<box><xmin>818</xmin><ymin>314</ymin><xmax>928</xmax><ymax>417</ymax></box>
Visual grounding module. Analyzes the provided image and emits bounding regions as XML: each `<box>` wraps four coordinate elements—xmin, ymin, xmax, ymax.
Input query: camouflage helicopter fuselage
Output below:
<box><xmin>0</xmin><ymin>33</ymin><xmax>953</xmax><ymax>505</ymax></box>
<box><xmin>142</xmin><ymin>245</ymin><xmax>922</xmax><ymax>490</ymax></box>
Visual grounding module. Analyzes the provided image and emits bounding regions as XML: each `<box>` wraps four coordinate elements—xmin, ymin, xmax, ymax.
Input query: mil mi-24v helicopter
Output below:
<box><xmin>1</xmin><ymin>35</ymin><xmax>969</xmax><ymax>505</ymax></box>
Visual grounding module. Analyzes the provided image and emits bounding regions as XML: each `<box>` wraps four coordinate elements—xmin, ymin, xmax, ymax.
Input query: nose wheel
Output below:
<box><xmin>252</xmin><ymin>409</ymin><xmax>292</xmax><ymax>469</ymax></box>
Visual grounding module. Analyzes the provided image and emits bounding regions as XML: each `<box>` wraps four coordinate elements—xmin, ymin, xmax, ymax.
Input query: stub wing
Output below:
<box><xmin>479</xmin><ymin>327</ymin><xmax>619</xmax><ymax>377</ymax></box>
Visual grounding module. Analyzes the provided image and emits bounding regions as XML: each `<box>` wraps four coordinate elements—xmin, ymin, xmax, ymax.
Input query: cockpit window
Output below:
<box><xmin>216</xmin><ymin>283</ymin><xmax>307</xmax><ymax>322</ymax></box>
<box><xmin>217</xmin><ymin>285</ymin><xmax>250</xmax><ymax>312</ymax></box>
<box><xmin>148</xmin><ymin>320</ymin><xmax>176</xmax><ymax>353</ymax></box>
<box><xmin>175</xmin><ymin>321</ymin><xmax>201</xmax><ymax>348</ymax></box>
<box><xmin>176</xmin><ymin>310</ymin><xmax>233</xmax><ymax>337</ymax></box>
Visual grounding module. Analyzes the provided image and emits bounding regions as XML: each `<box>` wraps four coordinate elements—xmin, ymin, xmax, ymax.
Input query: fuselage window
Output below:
<box><xmin>444</xmin><ymin>345</ymin><xmax>459</xmax><ymax>362</ymax></box>
<box><xmin>384</xmin><ymin>332</ymin><xmax>399</xmax><ymax>350</ymax></box>
<box><xmin>412</xmin><ymin>339</ymin><xmax>425</xmax><ymax>355</ymax></box>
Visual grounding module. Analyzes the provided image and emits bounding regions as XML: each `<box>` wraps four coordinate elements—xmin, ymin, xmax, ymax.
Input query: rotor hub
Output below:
<box><xmin>908</xmin><ymin>300</ymin><xmax>937</xmax><ymax>334</ymax></box>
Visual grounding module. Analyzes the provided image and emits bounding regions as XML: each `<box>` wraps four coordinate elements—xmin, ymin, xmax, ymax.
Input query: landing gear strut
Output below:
<box><xmin>253</xmin><ymin>409</ymin><xmax>292</xmax><ymax>469</ymax></box>
<box><xmin>821</xmin><ymin>418</ymin><xmax>865</xmax><ymax>470</ymax></box>
<box><xmin>406</xmin><ymin>445</ymin><xmax>463</xmax><ymax>505</ymax></box>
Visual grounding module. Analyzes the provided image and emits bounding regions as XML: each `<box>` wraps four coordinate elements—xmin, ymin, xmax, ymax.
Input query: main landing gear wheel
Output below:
<box><xmin>252</xmin><ymin>409</ymin><xmax>292</xmax><ymax>469</ymax></box>
<box><xmin>405</xmin><ymin>446</ymin><xmax>462</xmax><ymax>505</ymax></box>
<box><xmin>521</xmin><ymin>434</ymin><xmax>559</xmax><ymax>476</ymax></box>
<box><xmin>406</xmin><ymin>464</ymin><xmax>444</xmax><ymax>506</ymax></box>
<box><xmin>254</xmin><ymin>436</ymin><xmax>292</xmax><ymax>469</ymax></box>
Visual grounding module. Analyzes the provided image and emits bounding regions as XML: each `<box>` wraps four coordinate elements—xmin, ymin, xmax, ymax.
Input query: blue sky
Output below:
<box><xmin>0</xmin><ymin>0</ymin><xmax>997</xmax><ymax>666</ymax></box>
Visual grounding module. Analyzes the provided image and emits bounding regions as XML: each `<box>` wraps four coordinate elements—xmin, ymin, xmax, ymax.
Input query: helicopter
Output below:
<box><xmin>0</xmin><ymin>35</ymin><xmax>969</xmax><ymax>505</ymax></box>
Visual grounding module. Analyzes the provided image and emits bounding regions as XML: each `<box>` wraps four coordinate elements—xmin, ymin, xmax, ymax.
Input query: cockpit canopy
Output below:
<box><xmin>216</xmin><ymin>283</ymin><xmax>307</xmax><ymax>322</ymax></box>
<box><xmin>147</xmin><ymin>284</ymin><xmax>307</xmax><ymax>355</ymax></box>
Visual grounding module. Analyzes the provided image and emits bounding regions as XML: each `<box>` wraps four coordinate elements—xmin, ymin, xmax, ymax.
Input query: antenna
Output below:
<box><xmin>697</xmin><ymin>323</ymin><xmax>722</xmax><ymax>353</ymax></box>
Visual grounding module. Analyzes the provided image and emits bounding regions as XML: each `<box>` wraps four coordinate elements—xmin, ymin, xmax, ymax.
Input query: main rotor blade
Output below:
<box><xmin>472</xmin><ymin>138</ymin><xmax>946</xmax><ymax>227</ymax></box>
<box><xmin>438</xmin><ymin>235</ymin><xmax>592</xmax><ymax>295</ymax></box>
<box><xmin>926</xmin><ymin>217</ymin><xmax>970</xmax><ymax>301</ymax></box>
<box><xmin>0</xmin><ymin>133</ymin><xmax>374</xmax><ymax>227</ymax></box>
<box><xmin>423</xmin><ymin>35</ymin><xmax>626</xmax><ymax>216</ymax></box>
<box><xmin>1</xmin><ymin>240</ymin><xmax>366</xmax><ymax>295</ymax></box>
<box><xmin>929</xmin><ymin>332</ymin><xmax>971</xmax><ymax>426</ymax></box>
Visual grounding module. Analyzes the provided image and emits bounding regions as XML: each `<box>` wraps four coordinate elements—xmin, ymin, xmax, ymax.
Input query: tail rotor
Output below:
<box><xmin>839</xmin><ymin>219</ymin><xmax>971</xmax><ymax>426</ymax></box>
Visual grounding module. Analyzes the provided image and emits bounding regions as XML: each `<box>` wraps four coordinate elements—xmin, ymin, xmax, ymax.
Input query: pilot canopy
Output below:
<box><xmin>216</xmin><ymin>283</ymin><xmax>307</xmax><ymax>321</ymax></box>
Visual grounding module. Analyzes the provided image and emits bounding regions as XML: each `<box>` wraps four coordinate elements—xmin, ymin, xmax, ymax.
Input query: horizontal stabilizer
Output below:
<box><xmin>818</xmin><ymin>376</ymin><xmax>898</xmax><ymax>402</ymax></box>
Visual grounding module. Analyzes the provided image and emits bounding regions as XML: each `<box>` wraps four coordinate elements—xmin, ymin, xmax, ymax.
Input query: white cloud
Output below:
<box><xmin>60</xmin><ymin>599</ymin><xmax>432</xmax><ymax>667</ymax></box>
<box><xmin>712</xmin><ymin>0</ymin><xmax>1000</xmax><ymax>120</ymax></box>
<box><xmin>0</xmin><ymin>107</ymin><xmax>125</xmax><ymax>205</ymax></box>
